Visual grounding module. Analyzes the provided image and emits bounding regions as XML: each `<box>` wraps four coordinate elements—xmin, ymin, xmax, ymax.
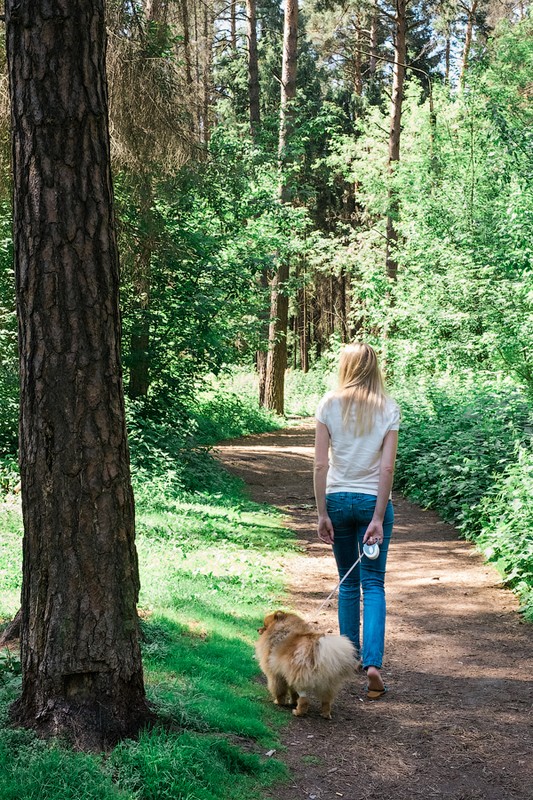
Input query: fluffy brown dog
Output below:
<box><xmin>255</xmin><ymin>610</ymin><xmax>357</xmax><ymax>719</ymax></box>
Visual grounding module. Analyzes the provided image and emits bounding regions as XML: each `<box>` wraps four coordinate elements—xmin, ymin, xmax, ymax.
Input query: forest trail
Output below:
<box><xmin>215</xmin><ymin>422</ymin><xmax>533</xmax><ymax>800</ymax></box>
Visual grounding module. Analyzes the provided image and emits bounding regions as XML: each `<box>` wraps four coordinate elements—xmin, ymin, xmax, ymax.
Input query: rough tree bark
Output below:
<box><xmin>5</xmin><ymin>0</ymin><xmax>150</xmax><ymax>749</ymax></box>
<box><xmin>385</xmin><ymin>0</ymin><xmax>407</xmax><ymax>283</ymax></box>
<box><xmin>264</xmin><ymin>0</ymin><xmax>298</xmax><ymax>415</ymax></box>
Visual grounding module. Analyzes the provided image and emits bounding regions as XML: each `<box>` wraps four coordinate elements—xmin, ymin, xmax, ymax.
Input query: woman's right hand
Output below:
<box><xmin>318</xmin><ymin>515</ymin><xmax>334</xmax><ymax>545</ymax></box>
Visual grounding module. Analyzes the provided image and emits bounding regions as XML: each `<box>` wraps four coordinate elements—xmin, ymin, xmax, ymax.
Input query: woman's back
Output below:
<box><xmin>316</xmin><ymin>392</ymin><xmax>400</xmax><ymax>495</ymax></box>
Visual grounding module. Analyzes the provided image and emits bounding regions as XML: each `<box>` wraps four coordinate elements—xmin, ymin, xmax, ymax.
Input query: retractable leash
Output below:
<box><xmin>315</xmin><ymin>541</ymin><xmax>380</xmax><ymax>617</ymax></box>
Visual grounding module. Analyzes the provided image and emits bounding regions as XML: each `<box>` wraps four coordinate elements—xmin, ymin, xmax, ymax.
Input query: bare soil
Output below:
<box><xmin>215</xmin><ymin>422</ymin><xmax>533</xmax><ymax>800</ymax></box>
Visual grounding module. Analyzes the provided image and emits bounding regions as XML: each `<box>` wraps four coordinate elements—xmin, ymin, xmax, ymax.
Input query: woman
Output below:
<box><xmin>314</xmin><ymin>343</ymin><xmax>400</xmax><ymax>699</ymax></box>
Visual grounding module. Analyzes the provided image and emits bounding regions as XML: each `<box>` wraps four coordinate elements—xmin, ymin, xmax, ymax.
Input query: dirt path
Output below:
<box><xmin>216</xmin><ymin>422</ymin><xmax>532</xmax><ymax>800</ymax></box>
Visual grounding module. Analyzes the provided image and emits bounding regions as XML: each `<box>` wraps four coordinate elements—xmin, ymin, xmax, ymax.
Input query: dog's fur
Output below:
<box><xmin>255</xmin><ymin>610</ymin><xmax>357</xmax><ymax>719</ymax></box>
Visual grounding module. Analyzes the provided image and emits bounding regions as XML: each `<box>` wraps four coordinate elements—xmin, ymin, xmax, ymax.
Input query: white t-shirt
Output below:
<box><xmin>315</xmin><ymin>392</ymin><xmax>400</xmax><ymax>496</ymax></box>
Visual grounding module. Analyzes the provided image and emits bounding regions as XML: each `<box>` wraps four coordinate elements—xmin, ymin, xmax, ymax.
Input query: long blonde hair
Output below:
<box><xmin>335</xmin><ymin>343</ymin><xmax>387</xmax><ymax>434</ymax></box>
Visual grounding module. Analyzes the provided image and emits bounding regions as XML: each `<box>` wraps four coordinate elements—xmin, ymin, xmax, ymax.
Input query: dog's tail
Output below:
<box><xmin>316</xmin><ymin>635</ymin><xmax>358</xmax><ymax>677</ymax></box>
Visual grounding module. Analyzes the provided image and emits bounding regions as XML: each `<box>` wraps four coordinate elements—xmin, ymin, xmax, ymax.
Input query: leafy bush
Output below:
<box><xmin>394</xmin><ymin>373</ymin><xmax>533</xmax><ymax>617</ymax></box>
<box><xmin>473</xmin><ymin>447</ymin><xmax>533</xmax><ymax>617</ymax></box>
<box><xmin>191</xmin><ymin>385</ymin><xmax>280</xmax><ymax>444</ymax></box>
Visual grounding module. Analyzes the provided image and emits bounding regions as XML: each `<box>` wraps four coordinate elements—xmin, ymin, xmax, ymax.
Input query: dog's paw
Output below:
<box><xmin>293</xmin><ymin>698</ymin><xmax>309</xmax><ymax>716</ymax></box>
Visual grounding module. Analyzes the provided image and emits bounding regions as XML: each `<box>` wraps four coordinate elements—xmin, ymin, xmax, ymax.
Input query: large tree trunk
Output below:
<box><xmin>264</xmin><ymin>0</ymin><xmax>298</xmax><ymax>415</ymax></box>
<box><xmin>6</xmin><ymin>0</ymin><xmax>150</xmax><ymax>749</ymax></box>
<box><xmin>385</xmin><ymin>0</ymin><xmax>407</xmax><ymax>283</ymax></box>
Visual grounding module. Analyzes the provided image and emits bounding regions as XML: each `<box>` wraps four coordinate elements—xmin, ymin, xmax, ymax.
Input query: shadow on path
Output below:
<box><xmin>216</xmin><ymin>422</ymin><xmax>532</xmax><ymax>800</ymax></box>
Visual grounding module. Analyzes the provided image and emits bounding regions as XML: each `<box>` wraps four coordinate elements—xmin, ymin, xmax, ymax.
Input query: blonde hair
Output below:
<box><xmin>335</xmin><ymin>343</ymin><xmax>387</xmax><ymax>434</ymax></box>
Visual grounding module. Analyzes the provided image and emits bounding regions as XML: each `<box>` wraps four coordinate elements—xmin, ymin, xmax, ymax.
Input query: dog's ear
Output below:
<box><xmin>274</xmin><ymin>611</ymin><xmax>286</xmax><ymax>621</ymax></box>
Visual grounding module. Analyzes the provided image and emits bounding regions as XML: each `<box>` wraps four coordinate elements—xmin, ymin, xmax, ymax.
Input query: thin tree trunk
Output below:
<box><xmin>385</xmin><ymin>0</ymin><xmax>407</xmax><ymax>283</ymax></box>
<box><xmin>265</xmin><ymin>260</ymin><xmax>290</xmax><ymax>413</ymax></box>
<box><xmin>354</xmin><ymin>21</ymin><xmax>363</xmax><ymax>96</ymax></box>
<box><xmin>369</xmin><ymin>9</ymin><xmax>379</xmax><ymax>74</ymax></box>
<box><xmin>178</xmin><ymin>0</ymin><xmax>194</xmax><ymax>88</ymax></box>
<box><xmin>460</xmin><ymin>1</ymin><xmax>478</xmax><ymax>88</ymax></box>
<box><xmin>6</xmin><ymin>0</ymin><xmax>150</xmax><ymax>749</ymax></box>
<box><xmin>445</xmin><ymin>34</ymin><xmax>451</xmax><ymax>84</ymax></box>
<box><xmin>246</xmin><ymin>0</ymin><xmax>261</xmax><ymax>137</ymax></box>
<box><xmin>128</xmin><ymin>179</ymin><xmax>153</xmax><ymax>399</ymax></box>
<box><xmin>277</xmin><ymin>0</ymin><xmax>298</xmax><ymax>173</ymax></box>
<box><xmin>257</xmin><ymin>268</ymin><xmax>269</xmax><ymax>406</ymax></box>
<box><xmin>247</xmin><ymin>0</ymin><xmax>266</xmax><ymax>395</ymax></box>
<box><xmin>264</xmin><ymin>0</ymin><xmax>298</xmax><ymax>415</ymax></box>
<box><xmin>231</xmin><ymin>0</ymin><xmax>237</xmax><ymax>50</ymax></box>
<box><xmin>300</xmin><ymin>282</ymin><xmax>309</xmax><ymax>373</ymax></box>
<box><xmin>202</xmin><ymin>3</ymin><xmax>214</xmax><ymax>144</ymax></box>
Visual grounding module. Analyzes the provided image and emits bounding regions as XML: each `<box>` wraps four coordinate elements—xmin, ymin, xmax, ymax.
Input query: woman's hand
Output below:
<box><xmin>318</xmin><ymin>514</ymin><xmax>334</xmax><ymax>545</ymax></box>
<box><xmin>363</xmin><ymin>519</ymin><xmax>384</xmax><ymax>545</ymax></box>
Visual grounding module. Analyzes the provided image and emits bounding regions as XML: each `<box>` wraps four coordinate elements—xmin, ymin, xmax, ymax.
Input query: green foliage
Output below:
<box><xmin>126</xmin><ymin>374</ymin><xmax>283</xmax><ymax>505</ymax></box>
<box><xmin>475</xmin><ymin>448</ymin><xmax>533</xmax><ymax>618</ymax></box>
<box><xmin>190</xmin><ymin>385</ymin><xmax>281</xmax><ymax>445</ymax></box>
<box><xmin>0</xmin><ymin>402</ymin><xmax>292</xmax><ymax>798</ymax></box>
<box><xmin>0</xmin><ymin>509</ymin><xmax>22</xmax><ymax>618</ymax></box>
<box><xmin>394</xmin><ymin>373</ymin><xmax>533</xmax><ymax>617</ymax></box>
<box><xmin>0</xmin><ymin>205</ymin><xmax>17</xmax><ymax>457</ymax></box>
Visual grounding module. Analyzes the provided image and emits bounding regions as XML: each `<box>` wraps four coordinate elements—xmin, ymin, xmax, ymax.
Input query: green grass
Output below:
<box><xmin>0</xmin><ymin>434</ymin><xmax>292</xmax><ymax>799</ymax></box>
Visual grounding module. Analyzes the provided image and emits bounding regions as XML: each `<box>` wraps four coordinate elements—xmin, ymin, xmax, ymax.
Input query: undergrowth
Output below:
<box><xmin>393</xmin><ymin>372</ymin><xmax>533</xmax><ymax>619</ymax></box>
<box><xmin>0</xmin><ymin>389</ymin><xmax>291</xmax><ymax>800</ymax></box>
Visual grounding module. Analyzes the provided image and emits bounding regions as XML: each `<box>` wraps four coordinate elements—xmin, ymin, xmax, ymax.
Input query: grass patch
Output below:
<box><xmin>0</xmin><ymin>429</ymin><xmax>293</xmax><ymax>798</ymax></box>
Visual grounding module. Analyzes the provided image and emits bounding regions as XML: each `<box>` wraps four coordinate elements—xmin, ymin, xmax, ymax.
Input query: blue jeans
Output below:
<box><xmin>326</xmin><ymin>492</ymin><xmax>394</xmax><ymax>670</ymax></box>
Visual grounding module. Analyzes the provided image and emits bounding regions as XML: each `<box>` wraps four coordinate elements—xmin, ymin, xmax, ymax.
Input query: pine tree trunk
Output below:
<box><xmin>385</xmin><ymin>0</ymin><xmax>407</xmax><ymax>283</ymax></box>
<box><xmin>460</xmin><ymin>1</ymin><xmax>478</xmax><ymax>87</ymax></box>
<box><xmin>6</xmin><ymin>0</ymin><xmax>150</xmax><ymax>749</ymax></box>
<box><xmin>277</xmin><ymin>0</ymin><xmax>298</xmax><ymax>172</ymax></box>
<box><xmin>202</xmin><ymin>4</ymin><xmax>214</xmax><ymax>144</ymax></box>
<box><xmin>128</xmin><ymin>178</ymin><xmax>153</xmax><ymax>399</ymax></box>
<box><xmin>265</xmin><ymin>260</ymin><xmax>290</xmax><ymax>414</ymax></box>
<box><xmin>353</xmin><ymin>21</ymin><xmax>363</xmax><ymax>96</ymax></box>
<box><xmin>246</xmin><ymin>0</ymin><xmax>261</xmax><ymax>137</ymax></box>
<box><xmin>178</xmin><ymin>0</ymin><xmax>194</xmax><ymax>88</ymax></box>
<box><xmin>369</xmin><ymin>10</ymin><xmax>379</xmax><ymax>74</ymax></box>
<box><xmin>264</xmin><ymin>0</ymin><xmax>298</xmax><ymax>415</ymax></box>
<box><xmin>231</xmin><ymin>0</ymin><xmax>237</xmax><ymax>51</ymax></box>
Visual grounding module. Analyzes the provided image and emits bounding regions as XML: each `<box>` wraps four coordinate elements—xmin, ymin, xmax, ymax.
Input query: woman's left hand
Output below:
<box><xmin>363</xmin><ymin>519</ymin><xmax>383</xmax><ymax>546</ymax></box>
<box><xmin>318</xmin><ymin>514</ymin><xmax>334</xmax><ymax>545</ymax></box>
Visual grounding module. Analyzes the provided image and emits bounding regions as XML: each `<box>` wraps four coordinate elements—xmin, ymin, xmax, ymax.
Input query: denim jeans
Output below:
<box><xmin>326</xmin><ymin>492</ymin><xmax>394</xmax><ymax>670</ymax></box>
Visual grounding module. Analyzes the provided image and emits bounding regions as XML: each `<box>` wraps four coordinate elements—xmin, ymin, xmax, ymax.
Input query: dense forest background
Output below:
<box><xmin>0</xmin><ymin>1</ymin><xmax>532</xmax><ymax>615</ymax></box>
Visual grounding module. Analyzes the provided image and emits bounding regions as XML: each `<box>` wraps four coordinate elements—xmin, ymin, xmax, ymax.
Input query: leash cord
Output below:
<box><xmin>315</xmin><ymin>546</ymin><xmax>364</xmax><ymax>616</ymax></box>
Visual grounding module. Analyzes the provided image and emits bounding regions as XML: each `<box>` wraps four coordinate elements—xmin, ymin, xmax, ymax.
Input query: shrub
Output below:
<box><xmin>394</xmin><ymin>372</ymin><xmax>533</xmax><ymax>617</ymax></box>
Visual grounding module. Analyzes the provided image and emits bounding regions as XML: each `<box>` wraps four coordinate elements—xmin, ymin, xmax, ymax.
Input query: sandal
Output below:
<box><xmin>367</xmin><ymin>685</ymin><xmax>388</xmax><ymax>700</ymax></box>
